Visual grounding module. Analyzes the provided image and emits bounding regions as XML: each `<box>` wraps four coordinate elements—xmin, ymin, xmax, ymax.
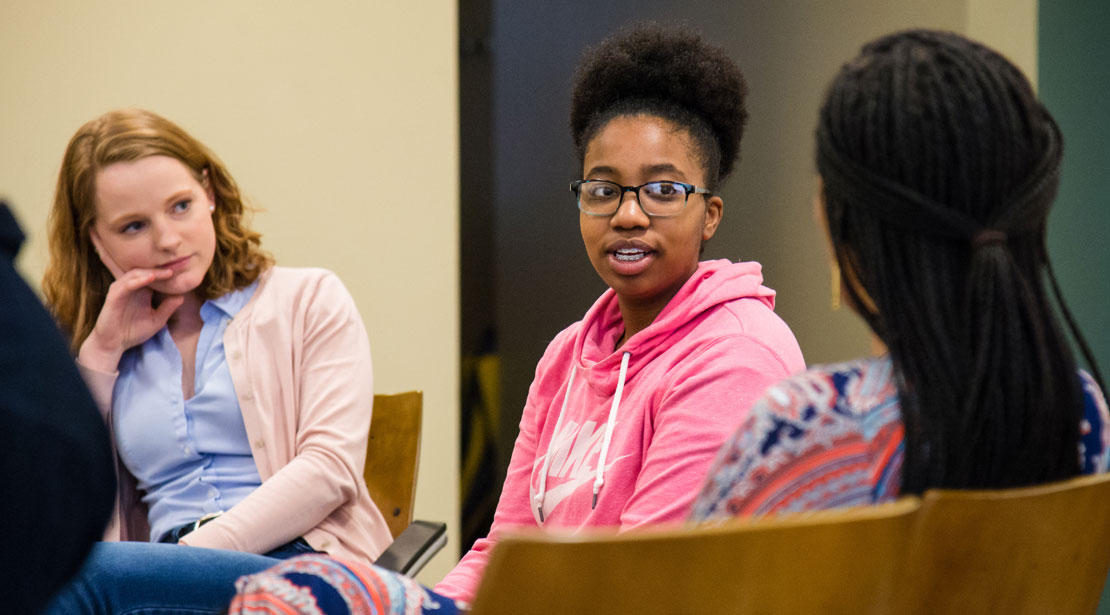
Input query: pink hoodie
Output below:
<box><xmin>436</xmin><ymin>260</ymin><xmax>805</xmax><ymax>602</ymax></box>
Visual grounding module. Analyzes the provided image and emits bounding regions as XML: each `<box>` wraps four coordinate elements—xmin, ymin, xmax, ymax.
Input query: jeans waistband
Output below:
<box><xmin>158</xmin><ymin>511</ymin><xmax>223</xmax><ymax>544</ymax></box>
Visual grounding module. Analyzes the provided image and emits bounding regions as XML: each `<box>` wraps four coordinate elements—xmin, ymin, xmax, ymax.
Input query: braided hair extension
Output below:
<box><xmin>570</xmin><ymin>22</ymin><xmax>748</xmax><ymax>191</ymax></box>
<box><xmin>817</xmin><ymin>30</ymin><xmax>1104</xmax><ymax>493</ymax></box>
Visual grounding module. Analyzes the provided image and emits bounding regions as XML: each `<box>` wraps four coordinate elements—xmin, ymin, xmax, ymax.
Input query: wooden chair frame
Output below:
<box><xmin>470</xmin><ymin>499</ymin><xmax>920</xmax><ymax>614</ymax></box>
<box><xmin>363</xmin><ymin>391</ymin><xmax>447</xmax><ymax>576</ymax></box>
<box><xmin>468</xmin><ymin>473</ymin><xmax>1110</xmax><ymax>614</ymax></box>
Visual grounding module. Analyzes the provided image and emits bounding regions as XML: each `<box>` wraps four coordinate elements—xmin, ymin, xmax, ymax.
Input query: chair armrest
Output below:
<box><xmin>373</xmin><ymin>519</ymin><xmax>448</xmax><ymax>576</ymax></box>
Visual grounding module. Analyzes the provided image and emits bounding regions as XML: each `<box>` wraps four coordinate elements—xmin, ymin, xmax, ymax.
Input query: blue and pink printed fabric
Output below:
<box><xmin>692</xmin><ymin>356</ymin><xmax>1110</xmax><ymax>521</ymax></box>
<box><xmin>230</xmin><ymin>556</ymin><xmax>463</xmax><ymax>615</ymax></box>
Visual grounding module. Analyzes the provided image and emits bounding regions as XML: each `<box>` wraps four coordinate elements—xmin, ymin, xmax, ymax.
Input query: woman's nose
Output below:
<box><xmin>153</xmin><ymin>221</ymin><xmax>182</xmax><ymax>251</ymax></box>
<box><xmin>610</xmin><ymin>191</ymin><xmax>651</xmax><ymax>228</ymax></box>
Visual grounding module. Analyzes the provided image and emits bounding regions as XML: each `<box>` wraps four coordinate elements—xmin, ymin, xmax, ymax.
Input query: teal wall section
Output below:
<box><xmin>1039</xmin><ymin>6</ymin><xmax>1110</xmax><ymax>614</ymax></box>
<box><xmin>1039</xmin><ymin>2</ymin><xmax>1110</xmax><ymax>378</ymax></box>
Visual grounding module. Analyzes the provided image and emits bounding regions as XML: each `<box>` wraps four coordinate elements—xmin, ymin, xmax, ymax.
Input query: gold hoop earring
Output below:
<box><xmin>830</xmin><ymin>261</ymin><xmax>841</xmax><ymax>311</ymax></box>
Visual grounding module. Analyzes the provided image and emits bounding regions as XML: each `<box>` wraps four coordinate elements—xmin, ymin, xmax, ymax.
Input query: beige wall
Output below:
<box><xmin>726</xmin><ymin>0</ymin><xmax>1040</xmax><ymax>366</ymax></box>
<box><xmin>968</xmin><ymin>0</ymin><xmax>1038</xmax><ymax>83</ymax></box>
<box><xmin>712</xmin><ymin>0</ymin><xmax>970</xmax><ymax>367</ymax></box>
<box><xmin>0</xmin><ymin>1</ymin><xmax>459</xmax><ymax>582</ymax></box>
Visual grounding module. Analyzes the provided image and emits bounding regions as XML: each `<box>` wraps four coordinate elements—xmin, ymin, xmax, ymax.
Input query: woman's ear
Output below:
<box><xmin>815</xmin><ymin>176</ymin><xmax>838</xmax><ymax>273</ymax></box>
<box><xmin>841</xmin><ymin>254</ymin><xmax>880</xmax><ymax>316</ymax></box>
<box><xmin>702</xmin><ymin>195</ymin><xmax>723</xmax><ymax>241</ymax></box>
<box><xmin>813</xmin><ymin>177</ymin><xmax>830</xmax><ymax>237</ymax></box>
<box><xmin>816</xmin><ymin>176</ymin><xmax>879</xmax><ymax>316</ymax></box>
<box><xmin>89</xmin><ymin>226</ymin><xmax>102</xmax><ymax>255</ymax></box>
<box><xmin>201</xmin><ymin>167</ymin><xmax>216</xmax><ymax>206</ymax></box>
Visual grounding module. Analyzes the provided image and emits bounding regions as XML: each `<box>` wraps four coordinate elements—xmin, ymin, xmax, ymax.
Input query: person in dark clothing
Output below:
<box><xmin>0</xmin><ymin>201</ymin><xmax>115</xmax><ymax>614</ymax></box>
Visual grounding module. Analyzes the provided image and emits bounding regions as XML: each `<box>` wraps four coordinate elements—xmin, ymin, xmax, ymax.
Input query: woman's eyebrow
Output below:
<box><xmin>641</xmin><ymin>163</ymin><xmax>686</xmax><ymax>179</ymax></box>
<box><xmin>583</xmin><ymin>164</ymin><xmax>616</xmax><ymax>177</ymax></box>
<box><xmin>162</xmin><ymin>187</ymin><xmax>194</xmax><ymax>206</ymax></box>
<box><xmin>583</xmin><ymin>164</ymin><xmax>689</xmax><ymax>179</ymax></box>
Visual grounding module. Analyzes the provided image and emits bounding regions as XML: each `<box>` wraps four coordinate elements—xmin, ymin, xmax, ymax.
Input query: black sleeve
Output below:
<box><xmin>0</xmin><ymin>203</ymin><xmax>115</xmax><ymax>614</ymax></box>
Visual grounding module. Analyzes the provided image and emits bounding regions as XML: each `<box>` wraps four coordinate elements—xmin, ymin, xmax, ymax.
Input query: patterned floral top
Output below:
<box><xmin>691</xmin><ymin>356</ymin><xmax>1110</xmax><ymax>521</ymax></box>
<box><xmin>231</xmin><ymin>555</ymin><xmax>464</xmax><ymax>615</ymax></box>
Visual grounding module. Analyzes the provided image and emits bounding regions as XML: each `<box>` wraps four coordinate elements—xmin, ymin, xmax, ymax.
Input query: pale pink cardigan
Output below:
<box><xmin>79</xmin><ymin>267</ymin><xmax>393</xmax><ymax>563</ymax></box>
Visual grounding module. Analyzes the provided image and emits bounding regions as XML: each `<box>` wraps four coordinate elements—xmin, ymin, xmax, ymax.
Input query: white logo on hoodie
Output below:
<box><xmin>530</xmin><ymin>419</ymin><xmax>629</xmax><ymax>523</ymax></box>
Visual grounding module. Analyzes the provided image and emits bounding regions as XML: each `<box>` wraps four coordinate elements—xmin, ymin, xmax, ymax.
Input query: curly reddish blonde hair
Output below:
<box><xmin>43</xmin><ymin>109</ymin><xmax>272</xmax><ymax>351</ymax></box>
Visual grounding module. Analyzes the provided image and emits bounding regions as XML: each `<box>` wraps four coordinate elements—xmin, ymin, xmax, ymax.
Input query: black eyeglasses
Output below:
<box><xmin>569</xmin><ymin>179</ymin><xmax>711</xmax><ymax>217</ymax></box>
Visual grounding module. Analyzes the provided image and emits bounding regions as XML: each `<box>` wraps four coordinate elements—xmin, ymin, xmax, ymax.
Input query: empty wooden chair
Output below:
<box><xmin>364</xmin><ymin>391</ymin><xmax>447</xmax><ymax>575</ymax></box>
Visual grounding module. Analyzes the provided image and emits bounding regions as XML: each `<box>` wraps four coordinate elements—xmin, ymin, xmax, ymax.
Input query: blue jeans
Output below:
<box><xmin>44</xmin><ymin>539</ymin><xmax>317</xmax><ymax>615</ymax></box>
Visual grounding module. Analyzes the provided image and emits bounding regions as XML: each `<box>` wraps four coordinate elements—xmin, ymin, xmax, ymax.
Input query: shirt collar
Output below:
<box><xmin>200</xmin><ymin>279</ymin><xmax>260</xmax><ymax>323</ymax></box>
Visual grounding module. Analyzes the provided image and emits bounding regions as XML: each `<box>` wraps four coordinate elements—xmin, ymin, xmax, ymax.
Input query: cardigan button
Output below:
<box><xmin>241</xmin><ymin>390</ymin><xmax>253</xmax><ymax>401</ymax></box>
<box><xmin>230</xmin><ymin>350</ymin><xmax>242</xmax><ymax>360</ymax></box>
<box><xmin>254</xmin><ymin>439</ymin><xmax>265</xmax><ymax>449</ymax></box>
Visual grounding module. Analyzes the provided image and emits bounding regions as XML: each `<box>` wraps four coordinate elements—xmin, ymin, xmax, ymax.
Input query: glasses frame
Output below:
<box><xmin>569</xmin><ymin>179</ymin><xmax>712</xmax><ymax>218</ymax></box>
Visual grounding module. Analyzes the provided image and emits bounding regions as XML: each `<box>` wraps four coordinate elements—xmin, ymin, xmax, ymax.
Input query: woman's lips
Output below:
<box><xmin>608</xmin><ymin>247</ymin><xmax>655</xmax><ymax>276</ymax></box>
<box><xmin>160</xmin><ymin>255</ymin><xmax>192</xmax><ymax>271</ymax></box>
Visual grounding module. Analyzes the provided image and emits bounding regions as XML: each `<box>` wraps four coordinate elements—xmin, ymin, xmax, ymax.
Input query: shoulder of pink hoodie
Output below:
<box><xmin>435</xmin><ymin>260</ymin><xmax>804</xmax><ymax>603</ymax></box>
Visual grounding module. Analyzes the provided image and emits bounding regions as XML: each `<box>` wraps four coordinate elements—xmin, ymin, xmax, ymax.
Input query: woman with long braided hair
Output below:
<box><xmin>694</xmin><ymin>29</ymin><xmax>1108</xmax><ymax>518</ymax></box>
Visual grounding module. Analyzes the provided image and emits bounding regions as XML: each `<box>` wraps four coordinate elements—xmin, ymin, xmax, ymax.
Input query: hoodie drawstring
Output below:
<box><xmin>534</xmin><ymin>364</ymin><xmax>576</xmax><ymax>523</ymax></box>
<box><xmin>532</xmin><ymin>350</ymin><xmax>631</xmax><ymax>523</ymax></box>
<box><xmin>593</xmin><ymin>351</ymin><xmax>630</xmax><ymax>509</ymax></box>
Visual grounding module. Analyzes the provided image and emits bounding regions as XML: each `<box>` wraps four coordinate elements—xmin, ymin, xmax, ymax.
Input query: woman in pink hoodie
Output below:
<box><xmin>433</xmin><ymin>23</ymin><xmax>803</xmax><ymax>604</ymax></box>
<box><xmin>230</xmin><ymin>22</ymin><xmax>805</xmax><ymax>613</ymax></box>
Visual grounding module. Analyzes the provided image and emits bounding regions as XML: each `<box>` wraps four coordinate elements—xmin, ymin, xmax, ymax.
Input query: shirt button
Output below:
<box><xmin>183</xmin><ymin>446</ymin><xmax>192</xmax><ymax>455</ymax></box>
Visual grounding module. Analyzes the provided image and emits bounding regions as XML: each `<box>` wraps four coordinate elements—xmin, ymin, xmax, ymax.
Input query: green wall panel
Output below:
<box><xmin>1039</xmin><ymin>1</ymin><xmax>1110</xmax><ymax>378</ymax></box>
<box><xmin>1040</xmin><ymin>5</ymin><xmax>1110</xmax><ymax>614</ymax></box>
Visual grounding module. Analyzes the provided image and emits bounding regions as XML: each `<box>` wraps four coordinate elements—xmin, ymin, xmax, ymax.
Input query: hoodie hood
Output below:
<box><xmin>531</xmin><ymin>258</ymin><xmax>781</xmax><ymax>522</ymax></box>
<box><xmin>573</xmin><ymin>259</ymin><xmax>775</xmax><ymax>395</ymax></box>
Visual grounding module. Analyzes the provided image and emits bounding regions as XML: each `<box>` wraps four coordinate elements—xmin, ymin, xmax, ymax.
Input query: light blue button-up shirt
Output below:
<box><xmin>113</xmin><ymin>281</ymin><xmax>262</xmax><ymax>542</ymax></box>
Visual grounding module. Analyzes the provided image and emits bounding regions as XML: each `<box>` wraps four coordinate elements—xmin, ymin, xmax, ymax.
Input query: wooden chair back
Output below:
<box><xmin>901</xmin><ymin>472</ymin><xmax>1110</xmax><ymax>615</ymax></box>
<box><xmin>363</xmin><ymin>391</ymin><xmax>423</xmax><ymax>539</ymax></box>
<box><xmin>469</xmin><ymin>498</ymin><xmax>920</xmax><ymax>614</ymax></box>
<box><xmin>469</xmin><ymin>473</ymin><xmax>1110</xmax><ymax>613</ymax></box>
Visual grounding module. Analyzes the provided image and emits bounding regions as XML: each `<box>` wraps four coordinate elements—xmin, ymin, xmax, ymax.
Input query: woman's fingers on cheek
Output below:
<box><xmin>142</xmin><ymin>267</ymin><xmax>174</xmax><ymax>281</ymax></box>
<box><xmin>117</xmin><ymin>268</ymin><xmax>171</xmax><ymax>291</ymax></box>
<box><xmin>116</xmin><ymin>271</ymin><xmax>154</xmax><ymax>292</ymax></box>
